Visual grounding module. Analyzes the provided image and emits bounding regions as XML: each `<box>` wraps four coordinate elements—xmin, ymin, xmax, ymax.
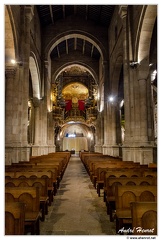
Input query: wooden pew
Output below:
<box><xmin>85</xmin><ymin>156</ymin><xmax>122</xmax><ymax>176</ymax></box>
<box><xmin>94</xmin><ymin>162</ymin><xmax>141</xmax><ymax>196</ymax></box>
<box><xmin>27</xmin><ymin>153</ymin><xmax>69</xmax><ymax>179</ymax></box>
<box><xmin>115</xmin><ymin>185</ymin><xmax>157</xmax><ymax>234</ymax></box>
<box><xmin>5</xmin><ymin>186</ymin><xmax>40</xmax><ymax>235</ymax></box>
<box><xmin>5</xmin><ymin>202</ymin><xmax>26</xmax><ymax>235</ymax></box>
<box><xmin>29</xmin><ymin>157</ymin><xmax>66</xmax><ymax>180</ymax></box>
<box><xmin>6</xmin><ymin>164</ymin><xmax>59</xmax><ymax>195</ymax></box>
<box><xmin>148</xmin><ymin>163</ymin><xmax>157</xmax><ymax>169</ymax></box>
<box><xmin>5</xmin><ymin>171</ymin><xmax>54</xmax><ymax>206</ymax></box>
<box><xmin>6</xmin><ymin>156</ymin><xmax>66</xmax><ymax>195</ymax></box>
<box><xmin>104</xmin><ymin>169</ymin><xmax>145</xmax><ymax>196</ymax></box>
<box><xmin>88</xmin><ymin>158</ymin><xmax>123</xmax><ymax>180</ymax></box>
<box><xmin>48</xmin><ymin>151</ymin><xmax>71</xmax><ymax>157</ymax></box>
<box><xmin>143</xmin><ymin>171</ymin><xmax>157</xmax><ymax>178</ymax></box>
<box><xmin>130</xmin><ymin>202</ymin><xmax>157</xmax><ymax>235</ymax></box>
<box><xmin>105</xmin><ymin>177</ymin><xmax>157</xmax><ymax>222</ymax></box>
<box><xmin>5</xmin><ymin>178</ymin><xmax>49</xmax><ymax>222</ymax></box>
<box><xmin>88</xmin><ymin>160</ymin><xmax>141</xmax><ymax>196</ymax></box>
<box><xmin>80</xmin><ymin>152</ymin><xmax>103</xmax><ymax>165</ymax></box>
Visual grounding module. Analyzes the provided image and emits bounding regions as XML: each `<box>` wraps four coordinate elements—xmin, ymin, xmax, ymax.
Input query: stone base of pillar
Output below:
<box><xmin>122</xmin><ymin>146</ymin><xmax>154</xmax><ymax>164</ymax></box>
<box><xmin>102</xmin><ymin>145</ymin><xmax>119</xmax><ymax>157</ymax></box>
<box><xmin>32</xmin><ymin>145</ymin><xmax>56</xmax><ymax>156</ymax></box>
<box><xmin>48</xmin><ymin>145</ymin><xmax>56</xmax><ymax>153</ymax></box>
<box><xmin>94</xmin><ymin>144</ymin><xmax>103</xmax><ymax>153</ymax></box>
<box><xmin>5</xmin><ymin>146</ymin><xmax>31</xmax><ymax>165</ymax></box>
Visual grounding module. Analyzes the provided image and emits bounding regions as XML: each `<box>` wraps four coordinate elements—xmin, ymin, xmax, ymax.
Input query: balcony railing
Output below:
<box><xmin>64</xmin><ymin>108</ymin><xmax>86</xmax><ymax>122</ymax></box>
<box><xmin>53</xmin><ymin>106</ymin><xmax>98</xmax><ymax>124</ymax></box>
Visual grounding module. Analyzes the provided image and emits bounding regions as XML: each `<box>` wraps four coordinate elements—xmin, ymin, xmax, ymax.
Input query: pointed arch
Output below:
<box><xmin>136</xmin><ymin>5</ymin><xmax>157</xmax><ymax>63</ymax></box>
<box><xmin>5</xmin><ymin>5</ymin><xmax>18</xmax><ymax>63</ymax></box>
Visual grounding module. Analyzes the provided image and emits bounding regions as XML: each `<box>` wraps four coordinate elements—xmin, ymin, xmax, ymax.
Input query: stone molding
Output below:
<box><xmin>24</xmin><ymin>5</ymin><xmax>34</xmax><ymax>22</ymax></box>
<box><xmin>118</xmin><ymin>5</ymin><xmax>128</xmax><ymax>19</ymax></box>
<box><xmin>5</xmin><ymin>66</ymin><xmax>17</xmax><ymax>78</ymax></box>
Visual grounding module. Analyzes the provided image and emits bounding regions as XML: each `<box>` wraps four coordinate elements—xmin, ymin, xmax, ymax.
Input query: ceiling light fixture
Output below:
<box><xmin>109</xmin><ymin>96</ymin><xmax>114</xmax><ymax>102</ymax></box>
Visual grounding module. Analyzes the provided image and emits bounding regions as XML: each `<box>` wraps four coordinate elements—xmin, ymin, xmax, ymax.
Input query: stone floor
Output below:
<box><xmin>40</xmin><ymin>155</ymin><xmax>116</xmax><ymax>235</ymax></box>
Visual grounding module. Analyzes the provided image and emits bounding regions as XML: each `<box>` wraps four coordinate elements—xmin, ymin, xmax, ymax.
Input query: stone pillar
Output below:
<box><xmin>20</xmin><ymin>6</ymin><xmax>34</xmax><ymax>147</ymax></box>
<box><xmin>103</xmin><ymin>101</ymin><xmax>119</xmax><ymax>156</ymax></box>
<box><xmin>101</xmin><ymin>59</ymin><xmax>119</xmax><ymax>156</ymax></box>
<box><xmin>5</xmin><ymin>66</ymin><xmax>16</xmax><ymax>145</ymax></box>
<box><xmin>34</xmin><ymin>60</ymin><xmax>50</xmax><ymax>155</ymax></box>
<box><xmin>47</xmin><ymin>112</ymin><xmax>56</xmax><ymax>153</ymax></box>
<box><xmin>42</xmin><ymin>61</ymin><xmax>48</xmax><ymax>146</ymax></box>
<box><xmin>102</xmin><ymin>60</ymin><xmax>111</xmax><ymax>154</ymax></box>
<box><xmin>8</xmin><ymin>5</ymin><xmax>34</xmax><ymax>162</ymax></box>
<box><xmin>32</xmin><ymin>97</ymin><xmax>40</xmax><ymax>144</ymax></box>
<box><xmin>119</xmin><ymin>6</ymin><xmax>154</xmax><ymax>163</ymax></box>
<box><xmin>94</xmin><ymin>114</ymin><xmax>102</xmax><ymax>153</ymax></box>
<box><xmin>5</xmin><ymin>66</ymin><xmax>16</xmax><ymax>164</ymax></box>
<box><xmin>21</xmin><ymin>6</ymin><xmax>34</xmax><ymax>161</ymax></box>
<box><xmin>32</xmin><ymin>97</ymin><xmax>52</xmax><ymax>156</ymax></box>
<box><xmin>138</xmin><ymin>78</ymin><xmax>148</xmax><ymax>143</ymax></box>
<box><xmin>119</xmin><ymin>6</ymin><xmax>131</xmax><ymax>143</ymax></box>
<box><xmin>31</xmin><ymin>108</ymin><xmax>39</xmax><ymax>156</ymax></box>
<box><xmin>102</xmin><ymin>61</ymin><xmax>108</xmax><ymax>146</ymax></box>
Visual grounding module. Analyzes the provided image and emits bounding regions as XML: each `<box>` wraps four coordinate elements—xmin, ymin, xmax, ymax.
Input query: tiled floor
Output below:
<box><xmin>40</xmin><ymin>155</ymin><xmax>116</xmax><ymax>235</ymax></box>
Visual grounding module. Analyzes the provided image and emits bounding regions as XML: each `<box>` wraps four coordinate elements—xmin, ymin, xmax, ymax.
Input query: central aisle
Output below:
<box><xmin>40</xmin><ymin>155</ymin><xmax>116</xmax><ymax>235</ymax></box>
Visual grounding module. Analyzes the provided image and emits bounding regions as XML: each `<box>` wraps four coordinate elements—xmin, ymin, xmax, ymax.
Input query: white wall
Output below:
<box><xmin>63</xmin><ymin>137</ymin><xmax>88</xmax><ymax>152</ymax></box>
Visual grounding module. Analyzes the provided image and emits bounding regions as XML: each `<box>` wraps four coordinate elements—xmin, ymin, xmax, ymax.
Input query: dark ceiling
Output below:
<box><xmin>36</xmin><ymin>5</ymin><xmax>115</xmax><ymax>61</ymax></box>
<box><xmin>50</xmin><ymin>37</ymin><xmax>101</xmax><ymax>60</ymax></box>
<box><xmin>36</xmin><ymin>5</ymin><xmax>115</xmax><ymax>27</ymax></box>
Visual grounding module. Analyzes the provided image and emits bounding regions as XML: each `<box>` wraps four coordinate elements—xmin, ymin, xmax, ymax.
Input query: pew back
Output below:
<box><xmin>5</xmin><ymin>186</ymin><xmax>40</xmax><ymax>212</ymax></box>
<box><xmin>5</xmin><ymin>178</ymin><xmax>48</xmax><ymax>198</ymax></box>
<box><xmin>130</xmin><ymin>202</ymin><xmax>157</xmax><ymax>235</ymax></box>
<box><xmin>5</xmin><ymin>202</ymin><xmax>25</xmax><ymax>235</ymax></box>
<box><xmin>115</xmin><ymin>185</ymin><xmax>157</xmax><ymax>210</ymax></box>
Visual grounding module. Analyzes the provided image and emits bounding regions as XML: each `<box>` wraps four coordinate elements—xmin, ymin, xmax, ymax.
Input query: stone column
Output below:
<box><xmin>42</xmin><ymin>61</ymin><xmax>48</xmax><ymax>146</ymax></box>
<box><xmin>102</xmin><ymin>59</ymin><xmax>119</xmax><ymax>156</ymax></box>
<box><xmin>102</xmin><ymin>60</ymin><xmax>110</xmax><ymax>154</ymax></box>
<box><xmin>138</xmin><ymin>78</ymin><xmax>148</xmax><ymax>143</ymax></box>
<box><xmin>32</xmin><ymin>97</ymin><xmax>46</xmax><ymax>156</ymax></box>
<box><xmin>119</xmin><ymin>6</ymin><xmax>153</xmax><ymax>163</ymax></box>
<box><xmin>5</xmin><ymin>66</ymin><xmax>16</xmax><ymax>164</ymax></box>
<box><xmin>15</xmin><ymin>6</ymin><xmax>34</xmax><ymax>161</ymax></box>
<box><xmin>94</xmin><ymin>114</ymin><xmax>102</xmax><ymax>153</ymax></box>
<box><xmin>47</xmin><ymin>112</ymin><xmax>56</xmax><ymax>153</ymax></box>
<box><xmin>5</xmin><ymin>66</ymin><xmax>16</xmax><ymax>144</ymax></box>
<box><xmin>33</xmin><ymin>97</ymin><xmax>40</xmax><ymax>145</ymax></box>
<box><xmin>118</xmin><ymin>6</ymin><xmax>131</xmax><ymax>143</ymax></box>
<box><xmin>36</xmin><ymin>60</ymin><xmax>50</xmax><ymax>155</ymax></box>
<box><xmin>20</xmin><ymin>6</ymin><xmax>34</xmax><ymax>147</ymax></box>
<box><xmin>103</xmin><ymin>101</ymin><xmax>119</xmax><ymax>156</ymax></box>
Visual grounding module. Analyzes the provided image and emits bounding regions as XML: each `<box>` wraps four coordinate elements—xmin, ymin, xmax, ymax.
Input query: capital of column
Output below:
<box><xmin>44</xmin><ymin>60</ymin><xmax>49</xmax><ymax>69</ymax></box>
<box><xmin>32</xmin><ymin>97</ymin><xmax>40</xmax><ymax>107</ymax></box>
<box><xmin>119</xmin><ymin>5</ymin><xmax>128</xmax><ymax>19</ymax></box>
<box><xmin>137</xmin><ymin>60</ymin><xmax>149</xmax><ymax>80</ymax></box>
<box><xmin>102</xmin><ymin>60</ymin><xmax>108</xmax><ymax>67</ymax></box>
<box><xmin>138</xmin><ymin>78</ymin><xmax>147</xmax><ymax>82</ymax></box>
<box><xmin>24</xmin><ymin>5</ymin><xmax>34</xmax><ymax>22</ymax></box>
